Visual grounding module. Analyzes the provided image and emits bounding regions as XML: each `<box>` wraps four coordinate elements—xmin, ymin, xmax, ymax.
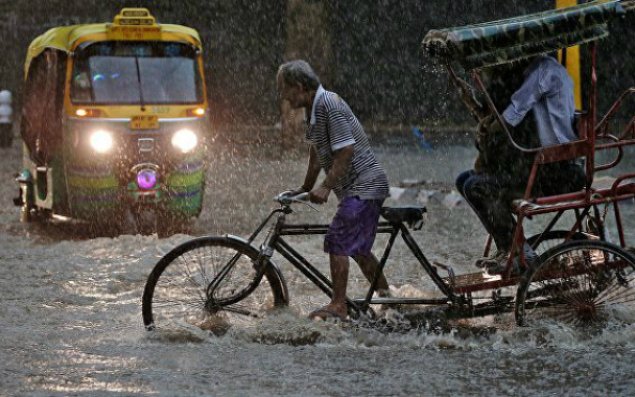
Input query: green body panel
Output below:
<box><xmin>64</xmin><ymin>155</ymin><xmax>205</xmax><ymax>220</ymax></box>
<box><xmin>422</xmin><ymin>0</ymin><xmax>626</xmax><ymax>69</ymax></box>
<box><xmin>164</xmin><ymin>168</ymin><xmax>205</xmax><ymax>215</ymax></box>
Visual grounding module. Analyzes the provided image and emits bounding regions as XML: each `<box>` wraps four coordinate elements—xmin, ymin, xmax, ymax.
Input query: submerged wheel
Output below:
<box><xmin>142</xmin><ymin>236</ymin><xmax>288</xmax><ymax>333</ymax></box>
<box><xmin>18</xmin><ymin>183</ymin><xmax>34</xmax><ymax>223</ymax></box>
<box><xmin>515</xmin><ymin>240</ymin><xmax>635</xmax><ymax>327</ymax></box>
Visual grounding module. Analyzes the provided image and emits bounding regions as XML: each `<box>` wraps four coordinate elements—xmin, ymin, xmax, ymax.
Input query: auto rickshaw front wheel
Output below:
<box><xmin>123</xmin><ymin>208</ymin><xmax>191</xmax><ymax>237</ymax></box>
<box><xmin>156</xmin><ymin>214</ymin><xmax>192</xmax><ymax>238</ymax></box>
<box><xmin>20</xmin><ymin>205</ymin><xmax>31</xmax><ymax>223</ymax></box>
<box><xmin>0</xmin><ymin>124</ymin><xmax>13</xmax><ymax>148</ymax></box>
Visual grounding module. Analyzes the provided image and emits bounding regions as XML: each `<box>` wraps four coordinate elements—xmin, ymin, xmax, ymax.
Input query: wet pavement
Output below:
<box><xmin>1</xmin><ymin>132</ymin><xmax>635</xmax><ymax>396</ymax></box>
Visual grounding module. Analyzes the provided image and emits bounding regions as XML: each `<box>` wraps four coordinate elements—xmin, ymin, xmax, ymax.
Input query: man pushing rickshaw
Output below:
<box><xmin>143</xmin><ymin>0</ymin><xmax>635</xmax><ymax>331</ymax></box>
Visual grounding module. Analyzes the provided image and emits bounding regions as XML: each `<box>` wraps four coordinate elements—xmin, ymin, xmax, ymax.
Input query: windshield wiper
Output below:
<box><xmin>134</xmin><ymin>56</ymin><xmax>146</xmax><ymax>110</ymax></box>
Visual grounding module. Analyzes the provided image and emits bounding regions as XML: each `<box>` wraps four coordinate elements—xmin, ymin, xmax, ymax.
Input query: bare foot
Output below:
<box><xmin>308</xmin><ymin>304</ymin><xmax>347</xmax><ymax>321</ymax></box>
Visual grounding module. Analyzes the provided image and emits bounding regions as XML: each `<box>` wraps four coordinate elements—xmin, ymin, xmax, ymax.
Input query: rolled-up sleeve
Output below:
<box><xmin>328</xmin><ymin>108</ymin><xmax>356</xmax><ymax>151</ymax></box>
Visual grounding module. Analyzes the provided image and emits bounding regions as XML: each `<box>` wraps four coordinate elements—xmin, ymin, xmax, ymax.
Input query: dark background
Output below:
<box><xmin>0</xmin><ymin>0</ymin><xmax>287</xmax><ymax>127</ymax></box>
<box><xmin>324</xmin><ymin>0</ymin><xmax>635</xmax><ymax>127</ymax></box>
<box><xmin>0</xmin><ymin>0</ymin><xmax>633</xmax><ymax>130</ymax></box>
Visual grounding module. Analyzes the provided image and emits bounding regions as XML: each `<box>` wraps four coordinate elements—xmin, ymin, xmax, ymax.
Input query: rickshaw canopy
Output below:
<box><xmin>24</xmin><ymin>8</ymin><xmax>202</xmax><ymax>78</ymax></box>
<box><xmin>422</xmin><ymin>0</ymin><xmax>627</xmax><ymax>69</ymax></box>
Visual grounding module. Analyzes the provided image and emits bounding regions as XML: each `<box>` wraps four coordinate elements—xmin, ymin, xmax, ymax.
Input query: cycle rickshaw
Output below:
<box><xmin>142</xmin><ymin>0</ymin><xmax>635</xmax><ymax>332</ymax></box>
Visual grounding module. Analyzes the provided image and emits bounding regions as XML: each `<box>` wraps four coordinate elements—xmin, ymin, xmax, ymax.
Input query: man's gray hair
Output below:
<box><xmin>277</xmin><ymin>60</ymin><xmax>321</xmax><ymax>90</ymax></box>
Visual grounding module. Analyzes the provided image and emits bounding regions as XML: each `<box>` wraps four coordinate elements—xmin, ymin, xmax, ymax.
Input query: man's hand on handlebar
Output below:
<box><xmin>308</xmin><ymin>184</ymin><xmax>331</xmax><ymax>204</ymax></box>
<box><xmin>276</xmin><ymin>189</ymin><xmax>308</xmax><ymax>204</ymax></box>
<box><xmin>279</xmin><ymin>183</ymin><xmax>331</xmax><ymax>205</ymax></box>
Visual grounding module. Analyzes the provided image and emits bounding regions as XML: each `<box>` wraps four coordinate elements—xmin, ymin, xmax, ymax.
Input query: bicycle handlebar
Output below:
<box><xmin>274</xmin><ymin>191</ymin><xmax>310</xmax><ymax>206</ymax></box>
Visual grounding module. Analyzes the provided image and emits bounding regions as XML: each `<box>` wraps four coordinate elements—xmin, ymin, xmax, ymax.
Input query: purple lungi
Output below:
<box><xmin>324</xmin><ymin>196</ymin><xmax>383</xmax><ymax>257</ymax></box>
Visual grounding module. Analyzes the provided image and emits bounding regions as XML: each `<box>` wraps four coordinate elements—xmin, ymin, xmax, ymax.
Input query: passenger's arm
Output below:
<box><xmin>501</xmin><ymin>69</ymin><xmax>543</xmax><ymax>127</ymax></box>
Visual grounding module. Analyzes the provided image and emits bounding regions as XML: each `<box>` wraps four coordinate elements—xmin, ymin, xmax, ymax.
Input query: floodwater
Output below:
<box><xmin>1</xmin><ymin>131</ymin><xmax>635</xmax><ymax>396</ymax></box>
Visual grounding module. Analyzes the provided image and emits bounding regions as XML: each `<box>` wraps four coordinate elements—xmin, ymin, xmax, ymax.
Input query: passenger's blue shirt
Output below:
<box><xmin>502</xmin><ymin>55</ymin><xmax>577</xmax><ymax>147</ymax></box>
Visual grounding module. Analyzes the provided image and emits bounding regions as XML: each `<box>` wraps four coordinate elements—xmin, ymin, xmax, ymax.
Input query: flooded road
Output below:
<box><xmin>1</xmin><ymin>132</ymin><xmax>635</xmax><ymax>396</ymax></box>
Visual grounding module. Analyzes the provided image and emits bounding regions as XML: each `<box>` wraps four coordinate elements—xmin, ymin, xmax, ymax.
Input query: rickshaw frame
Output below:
<box><xmin>459</xmin><ymin>39</ymin><xmax>635</xmax><ymax>279</ymax></box>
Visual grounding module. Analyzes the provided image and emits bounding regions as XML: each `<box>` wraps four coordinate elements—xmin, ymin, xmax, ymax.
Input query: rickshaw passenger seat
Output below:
<box><xmin>517</xmin><ymin>136</ymin><xmax>592</xmax><ymax>211</ymax></box>
<box><xmin>573</xmin><ymin>110</ymin><xmax>586</xmax><ymax>137</ymax></box>
<box><xmin>381</xmin><ymin>206</ymin><xmax>426</xmax><ymax>229</ymax></box>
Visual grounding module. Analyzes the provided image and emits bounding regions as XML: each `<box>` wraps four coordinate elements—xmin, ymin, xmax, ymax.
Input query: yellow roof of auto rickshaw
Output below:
<box><xmin>24</xmin><ymin>8</ymin><xmax>202</xmax><ymax>77</ymax></box>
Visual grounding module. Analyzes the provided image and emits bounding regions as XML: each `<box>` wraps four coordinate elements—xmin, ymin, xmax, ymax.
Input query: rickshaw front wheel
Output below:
<box><xmin>142</xmin><ymin>236</ymin><xmax>288</xmax><ymax>333</ymax></box>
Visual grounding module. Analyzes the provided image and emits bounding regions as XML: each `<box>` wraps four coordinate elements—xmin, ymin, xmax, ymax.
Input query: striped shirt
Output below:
<box><xmin>306</xmin><ymin>85</ymin><xmax>389</xmax><ymax>200</ymax></box>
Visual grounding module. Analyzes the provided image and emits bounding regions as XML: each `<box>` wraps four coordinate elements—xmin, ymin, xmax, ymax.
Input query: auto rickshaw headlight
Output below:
<box><xmin>171</xmin><ymin>128</ymin><xmax>198</xmax><ymax>153</ymax></box>
<box><xmin>89</xmin><ymin>129</ymin><xmax>114</xmax><ymax>153</ymax></box>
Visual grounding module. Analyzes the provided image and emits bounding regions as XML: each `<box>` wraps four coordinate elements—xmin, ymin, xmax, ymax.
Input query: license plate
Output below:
<box><xmin>130</xmin><ymin>115</ymin><xmax>159</xmax><ymax>130</ymax></box>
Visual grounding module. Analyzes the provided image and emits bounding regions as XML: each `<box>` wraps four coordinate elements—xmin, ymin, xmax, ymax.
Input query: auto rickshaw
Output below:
<box><xmin>15</xmin><ymin>8</ymin><xmax>208</xmax><ymax>235</ymax></box>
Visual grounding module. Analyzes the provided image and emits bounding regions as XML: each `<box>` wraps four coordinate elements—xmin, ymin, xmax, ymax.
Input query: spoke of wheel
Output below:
<box><xmin>526</xmin><ymin>285</ymin><xmax>591</xmax><ymax>324</ymax></box>
<box><xmin>152</xmin><ymin>299</ymin><xmax>206</xmax><ymax>309</ymax></box>
<box><xmin>540</xmin><ymin>278</ymin><xmax>586</xmax><ymax>308</ymax></box>
<box><xmin>560</xmin><ymin>278</ymin><xmax>590</xmax><ymax>307</ymax></box>
<box><xmin>596</xmin><ymin>290</ymin><xmax>635</xmax><ymax>306</ymax></box>
<box><xmin>206</xmin><ymin>249</ymin><xmax>245</xmax><ymax>298</ymax></box>
<box><xmin>208</xmin><ymin>256</ymin><xmax>256</xmax><ymax>302</ymax></box>
<box><xmin>566</xmin><ymin>253</ymin><xmax>596</xmax><ymax>304</ymax></box>
<box><xmin>159</xmin><ymin>264</ymin><xmax>207</xmax><ymax>304</ymax></box>
<box><xmin>222</xmin><ymin>305</ymin><xmax>261</xmax><ymax>318</ymax></box>
<box><xmin>594</xmin><ymin>275</ymin><xmax>635</xmax><ymax>304</ymax></box>
<box><xmin>197</xmin><ymin>247</ymin><xmax>214</xmax><ymax>283</ymax></box>
<box><xmin>604</xmin><ymin>296</ymin><xmax>635</xmax><ymax>305</ymax></box>
<box><xmin>544</xmin><ymin>303</ymin><xmax>587</xmax><ymax>324</ymax></box>
<box><xmin>544</xmin><ymin>254</ymin><xmax>594</xmax><ymax>304</ymax></box>
<box><xmin>525</xmin><ymin>299</ymin><xmax>570</xmax><ymax>314</ymax></box>
<box><xmin>173</xmin><ymin>253</ymin><xmax>207</xmax><ymax>292</ymax></box>
<box><xmin>192</xmin><ymin>247</ymin><xmax>218</xmax><ymax>285</ymax></box>
<box><xmin>530</xmin><ymin>305</ymin><xmax>577</xmax><ymax>324</ymax></box>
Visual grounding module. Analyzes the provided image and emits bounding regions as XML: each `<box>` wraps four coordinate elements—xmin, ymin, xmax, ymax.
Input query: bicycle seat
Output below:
<box><xmin>381</xmin><ymin>206</ymin><xmax>426</xmax><ymax>228</ymax></box>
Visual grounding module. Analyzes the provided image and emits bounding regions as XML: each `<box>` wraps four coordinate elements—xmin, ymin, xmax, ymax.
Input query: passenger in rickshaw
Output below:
<box><xmin>454</xmin><ymin>54</ymin><xmax>586</xmax><ymax>273</ymax></box>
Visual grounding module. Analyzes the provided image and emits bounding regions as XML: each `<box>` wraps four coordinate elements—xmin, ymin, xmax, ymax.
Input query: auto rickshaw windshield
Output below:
<box><xmin>70</xmin><ymin>41</ymin><xmax>203</xmax><ymax>105</ymax></box>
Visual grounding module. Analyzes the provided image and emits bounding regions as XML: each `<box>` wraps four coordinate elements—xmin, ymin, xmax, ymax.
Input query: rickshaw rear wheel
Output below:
<box><xmin>515</xmin><ymin>240</ymin><xmax>635</xmax><ymax>327</ymax></box>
